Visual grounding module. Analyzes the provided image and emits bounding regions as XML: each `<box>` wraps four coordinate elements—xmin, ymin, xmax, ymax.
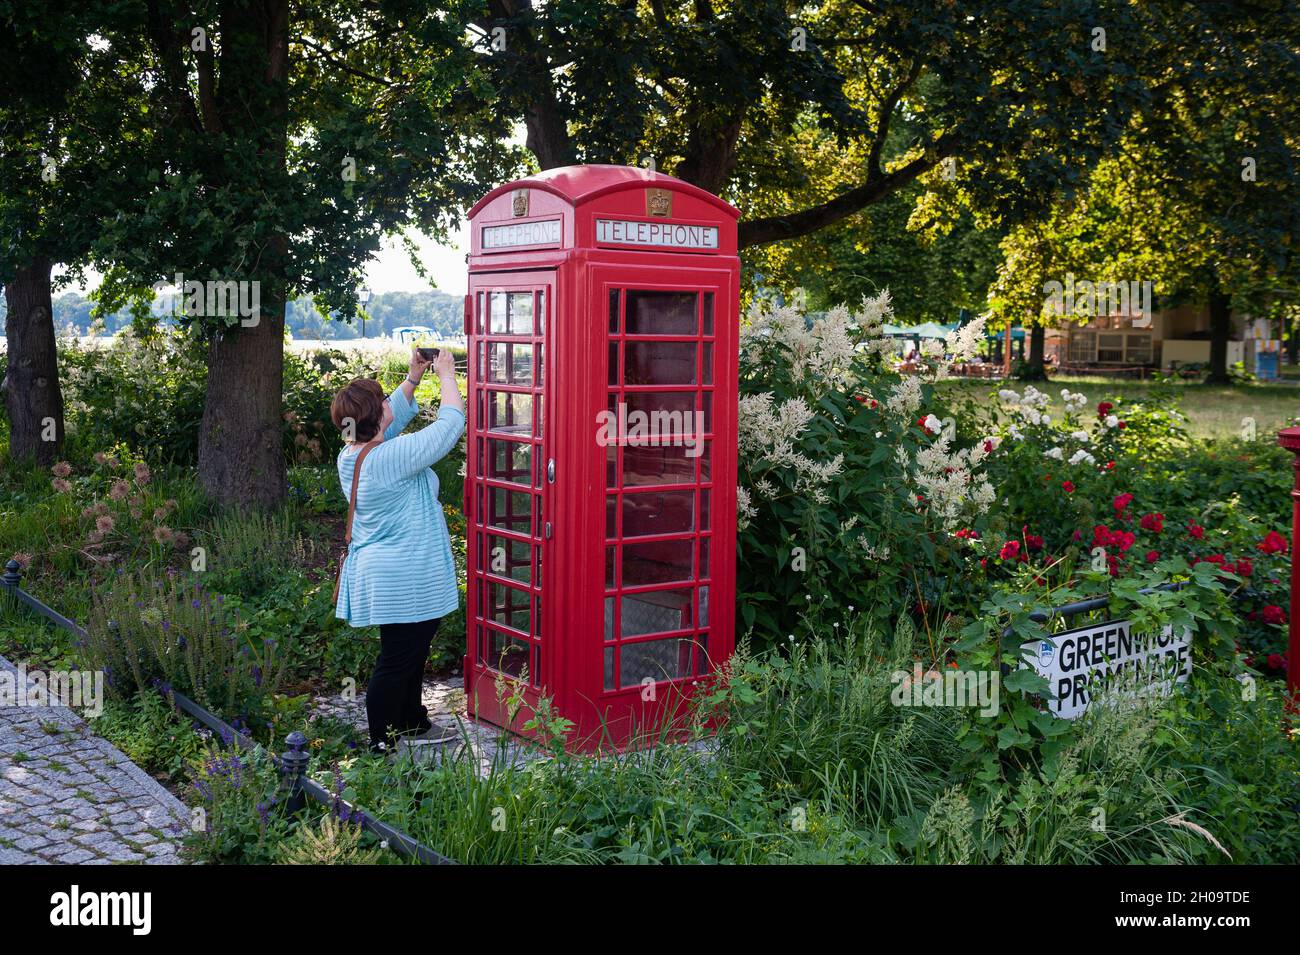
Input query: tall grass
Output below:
<box><xmin>326</xmin><ymin>614</ymin><xmax>1267</xmax><ymax>864</ymax></box>
<box><xmin>203</xmin><ymin>509</ymin><xmax>311</xmax><ymax>597</ymax></box>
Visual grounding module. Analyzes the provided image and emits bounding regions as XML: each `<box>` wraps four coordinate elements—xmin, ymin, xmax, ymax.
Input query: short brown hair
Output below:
<box><xmin>330</xmin><ymin>377</ymin><xmax>386</xmax><ymax>442</ymax></box>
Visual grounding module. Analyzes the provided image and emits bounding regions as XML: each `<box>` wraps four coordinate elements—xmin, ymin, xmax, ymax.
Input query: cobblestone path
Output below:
<box><xmin>0</xmin><ymin>655</ymin><xmax>190</xmax><ymax>865</ymax></box>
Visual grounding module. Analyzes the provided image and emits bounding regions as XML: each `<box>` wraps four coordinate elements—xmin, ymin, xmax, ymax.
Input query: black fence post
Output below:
<box><xmin>279</xmin><ymin>730</ymin><xmax>311</xmax><ymax>813</ymax></box>
<box><xmin>3</xmin><ymin>558</ymin><xmax>20</xmax><ymax>589</ymax></box>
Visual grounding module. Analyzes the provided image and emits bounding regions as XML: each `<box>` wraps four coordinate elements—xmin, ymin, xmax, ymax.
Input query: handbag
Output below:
<box><xmin>333</xmin><ymin>440</ymin><xmax>379</xmax><ymax>605</ymax></box>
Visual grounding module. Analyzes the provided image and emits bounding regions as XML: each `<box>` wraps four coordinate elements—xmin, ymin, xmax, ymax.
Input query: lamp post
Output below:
<box><xmin>358</xmin><ymin>287</ymin><xmax>372</xmax><ymax>339</ymax></box>
<box><xmin>1277</xmin><ymin>425</ymin><xmax>1300</xmax><ymax>706</ymax></box>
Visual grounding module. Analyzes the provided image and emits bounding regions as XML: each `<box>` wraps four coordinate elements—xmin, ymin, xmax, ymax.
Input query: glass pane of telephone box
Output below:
<box><xmin>486</xmin><ymin>629</ymin><xmax>530</xmax><ymax>678</ymax></box>
<box><xmin>485</xmin><ymin>533</ymin><xmax>531</xmax><ymax>584</ymax></box>
<box><xmin>487</xmin><ymin>439</ymin><xmax>532</xmax><ymax>485</ymax></box>
<box><xmin>488</xmin><ymin>487</ymin><xmax>532</xmax><ymax>536</ymax></box>
<box><xmin>487</xmin><ymin>581</ymin><xmax>532</xmax><ymax>634</ymax></box>
<box><xmin>623</xmin><ymin>443</ymin><xmax>697</xmax><ymax>486</ymax></box>
<box><xmin>488</xmin><ymin>391</ymin><xmax>534</xmax><ymax>435</ymax></box>
<box><xmin>624</xmin><ymin>341</ymin><xmax>697</xmax><ymax>385</ymax></box>
<box><xmin>625</xmin><ymin>291</ymin><xmax>698</xmax><ymax>335</ymax></box>
<box><xmin>620</xmin><ymin>589</ymin><xmax>692</xmax><ymax>637</ymax></box>
<box><xmin>621</xmin><ymin>490</ymin><xmax>694</xmax><ymax>537</ymax></box>
<box><xmin>488</xmin><ymin>342</ymin><xmax>533</xmax><ymax>385</ymax></box>
<box><xmin>489</xmin><ymin>291</ymin><xmax>533</xmax><ymax>335</ymax></box>
<box><xmin>620</xmin><ymin>637</ymin><xmax>693</xmax><ymax>687</ymax></box>
<box><xmin>622</xmin><ymin>539</ymin><xmax>694</xmax><ymax>586</ymax></box>
<box><xmin>622</xmin><ymin>392</ymin><xmax>697</xmax><ymax>433</ymax></box>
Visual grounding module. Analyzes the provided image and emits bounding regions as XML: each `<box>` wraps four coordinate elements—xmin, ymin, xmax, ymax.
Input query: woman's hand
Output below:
<box><xmin>433</xmin><ymin>347</ymin><xmax>455</xmax><ymax>380</ymax></box>
<box><xmin>408</xmin><ymin>347</ymin><xmax>432</xmax><ymax>383</ymax></box>
<box><xmin>432</xmin><ymin>348</ymin><xmax>464</xmax><ymax>414</ymax></box>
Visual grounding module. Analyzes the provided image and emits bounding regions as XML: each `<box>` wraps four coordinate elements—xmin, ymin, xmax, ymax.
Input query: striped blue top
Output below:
<box><xmin>334</xmin><ymin>386</ymin><xmax>466</xmax><ymax>628</ymax></box>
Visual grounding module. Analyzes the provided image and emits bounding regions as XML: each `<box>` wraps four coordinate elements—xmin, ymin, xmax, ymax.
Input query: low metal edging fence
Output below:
<box><xmin>2</xmin><ymin>558</ymin><xmax>455</xmax><ymax>866</ymax></box>
<box><xmin>1000</xmin><ymin>581</ymin><xmax>1187</xmax><ymax>643</ymax></box>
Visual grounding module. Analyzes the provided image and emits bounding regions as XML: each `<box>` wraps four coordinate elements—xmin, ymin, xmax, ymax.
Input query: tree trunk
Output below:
<box><xmin>191</xmin><ymin>0</ymin><xmax>290</xmax><ymax>509</ymax></box>
<box><xmin>485</xmin><ymin>0</ymin><xmax>572</xmax><ymax>169</ymax></box>
<box><xmin>676</xmin><ymin>116</ymin><xmax>743</xmax><ymax>195</ymax></box>
<box><xmin>197</xmin><ymin>305</ymin><xmax>286</xmax><ymax>508</ymax></box>
<box><xmin>1018</xmin><ymin>324</ymin><xmax>1049</xmax><ymax>381</ymax></box>
<box><xmin>1286</xmin><ymin>315</ymin><xmax>1299</xmax><ymax>366</ymax></box>
<box><xmin>1206</xmin><ymin>285</ymin><xmax>1232</xmax><ymax>385</ymax></box>
<box><xmin>2</xmin><ymin>259</ymin><xmax>64</xmax><ymax>465</ymax></box>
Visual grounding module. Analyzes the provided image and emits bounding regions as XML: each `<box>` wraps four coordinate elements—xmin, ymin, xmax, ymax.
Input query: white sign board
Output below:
<box><xmin>1022</xmin><ymin>619</ymin><xmax>1192</xmax><ymax>719</ymax></box>
<box><xmin>595</xmin><ymin>218</ymin><xmax>719</xmax><ymax>250</ymax></box>
<box><xmin>482</xmin><ymin>218</ymin><xmax>561</xmax><ymax>250</ymax></box>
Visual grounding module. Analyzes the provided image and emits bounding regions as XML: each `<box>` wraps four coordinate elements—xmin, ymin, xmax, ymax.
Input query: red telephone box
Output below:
<box><xmin>461</xmin><ymin>165</ymin><xmax>740</xmax><ymax>750</ymax></box>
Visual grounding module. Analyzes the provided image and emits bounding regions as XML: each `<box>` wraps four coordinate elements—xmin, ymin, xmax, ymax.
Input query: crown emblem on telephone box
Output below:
<box><xmin>512</xmin><ymin>189</ymin><xmax>529</xmax><ymax>217</ymax></box>
<box><xmin>646</xmin><ymin>188</ymin><xmax>673</xmax><ymax>217</ymax></box>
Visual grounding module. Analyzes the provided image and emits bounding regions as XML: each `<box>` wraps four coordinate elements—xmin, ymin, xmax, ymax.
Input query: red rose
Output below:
<box><xmin>1113</xmin><ymin>493</ymin><xmax>1134</xmax><ymax>513</ymax></box>
<box><xmin>1117</xmin><ymin>421</ymin><xmax>1127</xmax><ymax>430</ymax></box>
<box><xmin>1097</xmin><ymin>401</ymin><xmax>1114</xmax><ymax>417</ymax></box>
<box><xmin>1139</xmin><ymin>512</ymin><xmax>1164</xmax><ymax>533</ymax></box>
<box><xmin>999</xmin><ymin>540</ymin><xmax>1021</xmax><ymax>561</ymax></box>
<box><xmin>1258</xmin><ymin>530</ymin><xmax>1289</xmax><ymax>554</ymax></box>
<box><xmin>1145</xmin><ymin>550</ymin><xmax>1159</xmax><ymax>562</ymax></box>
<box><xmin>1233</xmin><ymin>558</ymin><xmax>1253</xmax><ymax>577</ymax></box>
<box><xmin>1061</xmin><ymin>480</ymin><xmax>1075</xmax><ymax>493</ymax></box>
<box><xmin>1262</xmin><ymin>605</ymin><xmax>1287</xmax><ymax>626</ymax></box>
<box><xmin>1187</xmin><ymin>521</ymin><xmax>1205</xmax><ymax>540</ymax></box>
<box><xmin>1267</xmin><ymin>653</ymin><xmax>1286</xmax><ymax>671</ymax></box>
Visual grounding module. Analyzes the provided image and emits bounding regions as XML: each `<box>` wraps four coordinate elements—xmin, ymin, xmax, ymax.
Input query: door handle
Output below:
<box><xmin>544</xmin><ymin>521</ymin><xmax>553</xmax><ymax>540</ymax></box>
<box><xmin>547</xmin><ymin>458</ymin><xmax>555</xmax><ymax>483</ymax></box>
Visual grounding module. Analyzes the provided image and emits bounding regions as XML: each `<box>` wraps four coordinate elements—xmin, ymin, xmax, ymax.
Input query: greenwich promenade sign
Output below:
<box><xmin>1022</xmin><ymin>619</ymin><xmax>1193</xmax><ymax>719</ymax></box>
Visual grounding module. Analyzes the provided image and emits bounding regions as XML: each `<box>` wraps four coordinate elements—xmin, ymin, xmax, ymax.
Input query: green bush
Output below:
<box><xmin>60</xmin><ymin>330</ymin><xmax>208</xmax><ymax>465</ymax></box>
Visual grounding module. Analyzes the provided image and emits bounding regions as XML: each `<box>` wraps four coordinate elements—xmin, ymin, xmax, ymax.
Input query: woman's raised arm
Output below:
<box><xmin>390</xmin><ymin>354</ymin><xmax>465</xmax><ymax>475</ymax></box>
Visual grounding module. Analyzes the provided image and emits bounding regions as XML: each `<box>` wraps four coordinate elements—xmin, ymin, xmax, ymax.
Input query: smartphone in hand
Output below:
<box><xmin>417</xmin><ymin>347</ymin><xmax>440</xmax><ymax>361</ymax></box>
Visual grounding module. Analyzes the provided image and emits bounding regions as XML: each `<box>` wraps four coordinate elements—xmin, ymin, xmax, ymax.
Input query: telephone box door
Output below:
<box><xmin>585</xmin><ymin>261</ymin><xmax>737</xmax><ymax>741</ymax></box>
<box><xmin>464</xmin><ymin>271</ymin><xmax>554</xmax><ymax>727</ymax></box>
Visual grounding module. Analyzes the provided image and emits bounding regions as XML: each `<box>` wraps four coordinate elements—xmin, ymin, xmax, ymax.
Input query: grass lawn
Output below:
<box><xmin>940</xmin><ymin>375</ymin><xmax>1300</xmax><ymax>441</ymax></box>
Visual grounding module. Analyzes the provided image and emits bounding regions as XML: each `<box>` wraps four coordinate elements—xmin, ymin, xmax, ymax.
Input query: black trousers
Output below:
<box><xmin>367</xmin><ymin>618</ymin><xmax>440</xmax><ymax>750</ymax></box>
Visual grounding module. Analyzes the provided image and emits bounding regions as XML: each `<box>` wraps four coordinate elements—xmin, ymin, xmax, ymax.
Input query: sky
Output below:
<box><xmin>361</xmin><ymin>225</ymin><xmax>470</xmax><ymax>295</ymax></box>
<box><xmin>57</xmin><ymin>224</ymin><xmax>470</xmax><ymax>298</ymax></box>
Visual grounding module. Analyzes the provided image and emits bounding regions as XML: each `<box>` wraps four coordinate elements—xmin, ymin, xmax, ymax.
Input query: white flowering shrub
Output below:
<box><xmin>736</xmin><ymin>292</ymin><xmax>999</xmax><ymax>643</ymax></box>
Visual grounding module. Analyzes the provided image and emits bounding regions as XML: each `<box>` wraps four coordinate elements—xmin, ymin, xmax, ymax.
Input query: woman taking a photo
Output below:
<box><xmin>330</xmin><ymin>348</ymin><xmax>465</xmax><ymax>752</ymax></box>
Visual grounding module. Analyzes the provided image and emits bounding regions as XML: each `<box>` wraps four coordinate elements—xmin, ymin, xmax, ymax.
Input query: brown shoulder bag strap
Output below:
<box><xmin>334</xmin><ymin>440</ymin><xmax>379</xmax><ymax>604</ymax></box>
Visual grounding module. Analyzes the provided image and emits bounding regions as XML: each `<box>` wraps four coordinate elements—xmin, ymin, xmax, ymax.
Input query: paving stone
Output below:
<box><xmin>57</xmin><ymin>848</ymin><xmax>96</xmax><ymax>864</ymax></box>
<box><xmin>1</xmin><ymin>653</ymin><xmax>189</xmax><ymax>866</ymax></box>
